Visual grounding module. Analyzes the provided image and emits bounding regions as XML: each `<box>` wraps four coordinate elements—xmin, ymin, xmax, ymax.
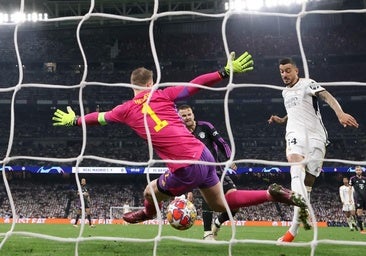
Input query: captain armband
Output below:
<box><xmin>98</xmin><ymin>112</ymin><xmax>108</xmax><ymax>125</ymax></box>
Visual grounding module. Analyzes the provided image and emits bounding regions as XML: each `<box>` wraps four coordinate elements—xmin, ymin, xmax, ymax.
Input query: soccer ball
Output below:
<box><xmin>166</xmin><ymin>198</ymin><xmax>197</xmax><ymax>230</ymax></box>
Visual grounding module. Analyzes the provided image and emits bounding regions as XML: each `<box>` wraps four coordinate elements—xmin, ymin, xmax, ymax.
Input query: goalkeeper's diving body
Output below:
<box><xmin>52</xmin><ymin>52</ymin><xmax>309</xmax><ymax>229</ymax></box>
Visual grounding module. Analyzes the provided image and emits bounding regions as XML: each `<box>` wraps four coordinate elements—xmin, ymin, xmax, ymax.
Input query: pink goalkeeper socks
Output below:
<box><xmin>225</xmin><ymin>190</ymin><xmax>270</xmax><ymax>209</ymax></box>
<box><xmin>144</xmin><ymin>199</ymin><xmax>162</xmax><ymax>217</ymax></box>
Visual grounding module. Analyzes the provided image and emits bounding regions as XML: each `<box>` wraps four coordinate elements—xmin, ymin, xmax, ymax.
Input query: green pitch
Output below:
<box><xmin>0</xmin><ymin>224</ymin><xmax>365</xmax><ymax>256</ymax></box>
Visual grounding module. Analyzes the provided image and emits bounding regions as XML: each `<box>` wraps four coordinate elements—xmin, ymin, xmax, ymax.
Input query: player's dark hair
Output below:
<box><xmin>178</xmin><ymin>104</ymin><xmax>192</xmax><ymax>111</ymax></box>
<box><xmin>279</xmin><ymin>58</ymin><xmax>297</xmax><ymax>67</ymax></box>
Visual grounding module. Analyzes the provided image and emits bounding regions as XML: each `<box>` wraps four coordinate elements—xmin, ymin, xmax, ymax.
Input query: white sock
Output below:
<box><xmin>347</xmin><ymin>217</ymin><xmax>353</xmax><ymax>228</ymax></box>
<box><xmin>288</xmin><ymin>206</ymin><xmax>300</xmax><ymax>236</ymax></box>
<box><xmin>306</xmin><ymin>186</ymin><xmax>312</xmax><ymax>201</ymax></box>
<box><xmin>214</xmin><ymin>218</ymin><xmax>221</xmax><ymax>227</ymax></box>
<box><xmin>290</xmin><ymin>165</ymin><xmax>306</xmax><ymax>197</ymax></box>
<box><xmin>288</xmin><ymin>165</ymin><xmax>306</xmax><ymax>236</ymax></box>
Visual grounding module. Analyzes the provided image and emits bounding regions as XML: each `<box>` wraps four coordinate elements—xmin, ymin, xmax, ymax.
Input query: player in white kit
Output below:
<box><xmin>268</xmin><ymin>58</ymin><xmax>359</xmax><ymax>242</ymax></box>
<box><xmin>339</xmin><ymin>177</ymin><xmax>357</xmax><ymax>231</ymax></box>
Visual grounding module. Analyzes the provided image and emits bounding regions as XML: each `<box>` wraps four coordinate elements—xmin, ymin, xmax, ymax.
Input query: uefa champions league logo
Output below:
<box><xmin>261</xmin><ymin>167</ymin><xmax>282</xmax><ymax>173</ymax></box>
<box><xmin>347</xmin><ymin>167</ymin><xmax>365</xmax><ymax>172</ymax></box>
<box><xmin>36</xmin><ymin>166</ymin><xmax>65</xmax><ymax>174</ymax></box>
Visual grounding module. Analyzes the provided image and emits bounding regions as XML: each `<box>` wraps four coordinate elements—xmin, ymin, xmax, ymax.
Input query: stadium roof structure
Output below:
<box><xmin>0</xmin><ymin>0</ymin><xmax>230</xmax><ymax>27</ymax></box>
<box><xmin>1</xmin><ymin>0</ymin><xmax>223</xmax><ymax>18</ymax></box>
<box><xmin>0</xmin><ymin>0</ymin><xmax>356</xmax><ymax>20</ymax></box>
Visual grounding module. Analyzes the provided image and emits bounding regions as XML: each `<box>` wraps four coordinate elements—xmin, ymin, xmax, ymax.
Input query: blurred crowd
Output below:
<box><xmin>0</xmin><ymin>172</ymin><xmax>357</xmax><ymax>227</ymax></box>
<box><xmin>0</xmin><ymin>15</ymin><xmax>366</xmax><ymax>88</ymax></box>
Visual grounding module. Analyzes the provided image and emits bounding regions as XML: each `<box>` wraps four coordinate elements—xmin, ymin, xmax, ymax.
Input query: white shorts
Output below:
<box><xmin>342</xmin><ymin>203</ymin><xmax>355</xmax><ymax>212</ymax></box>
<box><xmin>285</xmin><ymin>131</ymin><xmax>326</xmax><ymax>177</ymax></box>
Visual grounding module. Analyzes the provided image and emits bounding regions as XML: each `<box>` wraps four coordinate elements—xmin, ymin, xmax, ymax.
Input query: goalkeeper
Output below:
<box><xmin>53</xmin><ymin>51</ymin><xmax>309</xmax><ymax>228</ymax></box>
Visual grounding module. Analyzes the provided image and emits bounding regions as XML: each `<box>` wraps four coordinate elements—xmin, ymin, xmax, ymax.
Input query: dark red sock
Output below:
<box><xmin>143</xmin><ymin>199</ymin><xmax>162</xmax><ymax>217</ymax></box>
<box><xmin>225</xmin><ymin>190</ymin><xmax>270</xmax><ymax>209</ymax></box>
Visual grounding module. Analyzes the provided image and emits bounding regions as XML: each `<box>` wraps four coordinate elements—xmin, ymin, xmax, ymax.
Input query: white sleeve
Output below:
<box><xmin>339</xmin><ymin>187</ymin><xmax>344</xmax><ymax>203</ymax></box>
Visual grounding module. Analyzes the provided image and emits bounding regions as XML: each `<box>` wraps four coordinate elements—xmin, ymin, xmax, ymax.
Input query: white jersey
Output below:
<box><xmin>339</xmin><ymin>184</ymin><xmax>355</xmax><ymax>211</ymax></box>
<box><xmin>339</xmin><ymin>185</ymin><xmax>355</xmax><ymax>204</ymax></box>
<box><xmin>283</xmin><ymin>78</ymin><xmax>328</xmax><ymax>143</ymax></box>
<box><xmin>122</xmin><ymin>203</ymin><xmax>131</xmax><ymax>214</ymax></box>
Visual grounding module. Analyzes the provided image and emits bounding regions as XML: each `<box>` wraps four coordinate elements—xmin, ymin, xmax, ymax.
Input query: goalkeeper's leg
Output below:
<box><xmin>123</xmin><ymin>178</ymin><xmax>173</xmax><ymax>224</ymax></box>
<box><xmin>124</xmin><ymin>154</ymin><xmax>217</xmax><ymax>224</ymax></box>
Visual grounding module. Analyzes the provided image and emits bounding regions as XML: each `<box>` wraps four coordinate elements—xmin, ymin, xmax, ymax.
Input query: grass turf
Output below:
<box><xmin>0</xmin><ymin>224</ymin><xmax>365</xmax><ymax>256</ymax></box>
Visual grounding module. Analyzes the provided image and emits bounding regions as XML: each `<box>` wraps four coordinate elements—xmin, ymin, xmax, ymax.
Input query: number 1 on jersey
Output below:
<box><xmin>142</xmin><ymin>103</ymin><xmax>168</xmax><ymax>132</ymax></box>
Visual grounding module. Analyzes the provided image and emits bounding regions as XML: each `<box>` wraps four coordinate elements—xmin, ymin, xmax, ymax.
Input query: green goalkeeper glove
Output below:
<box><xmin>52</xmin><ymin>106</ymin><xmax>78</xmax><ymax>126</ymax></box>
<box><xmin>219</xmin><ymin>51</ymin><xmax>254</xmax><ymax>78</ymax></box>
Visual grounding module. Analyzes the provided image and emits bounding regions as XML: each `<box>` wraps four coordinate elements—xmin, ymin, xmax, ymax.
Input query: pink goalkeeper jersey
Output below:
<box><xmin>81</xmin><ymin>71</ymin><xmax>223</xmax><ymax>172</ymax></box>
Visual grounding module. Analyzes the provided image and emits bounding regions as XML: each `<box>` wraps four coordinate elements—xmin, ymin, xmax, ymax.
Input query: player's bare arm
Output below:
<box><xmin>187</xmin><ymin>192</ymin><xmax>194</xmax><ymax>202</ymax></box>
<box><xmin>268</xmin><ymin>115</ymin><xmax>288</xmax><ymax>125</ymax></box>
<box><xmin>317</xmin><ymin>90</ymin><xmax>359</xmax><ymax>128</ymax></box>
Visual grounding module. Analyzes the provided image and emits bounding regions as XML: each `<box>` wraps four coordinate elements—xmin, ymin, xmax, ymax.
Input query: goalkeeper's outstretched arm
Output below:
<box><xmin>218</xmin><ymin>51</ymin><xmax>254</xmax><ymax>79</ymax></box>
<box><xmin>169</xmin><ymin>51</ymin><xmax>254</xmax><ymax>100</ymax></box>
<box><xmin>52</xmin><ymin>51</ymin><xmax>254</xmax><ymax>127</ymax></box>
<box><xmin>52</xmin><ymin>106</ymin><xmax>107</xmax><ymax>126</ymax></box>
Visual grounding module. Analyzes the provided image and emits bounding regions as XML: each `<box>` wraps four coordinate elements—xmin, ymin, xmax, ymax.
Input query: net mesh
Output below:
<box><xmin>1</xmin><ymin>0</ymin><xmax>366</xmax><ymax>255</ymax></box>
